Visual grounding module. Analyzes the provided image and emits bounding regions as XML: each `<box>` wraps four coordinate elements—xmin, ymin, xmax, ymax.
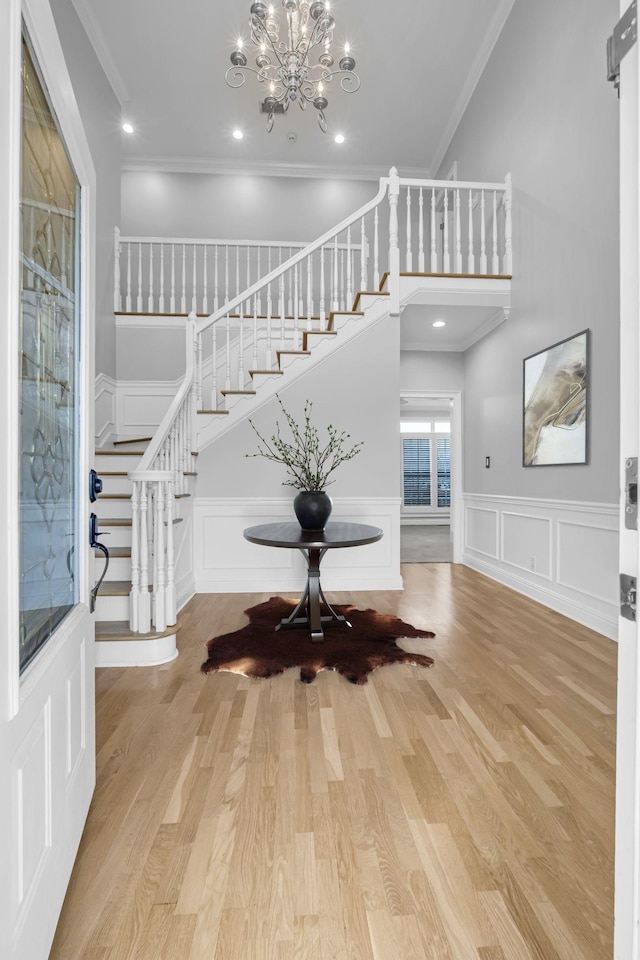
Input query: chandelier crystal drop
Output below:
<box><xmin>226</xmin><ymin>0</ymin><xmax>360</xmax><ymax>133</ymax></box>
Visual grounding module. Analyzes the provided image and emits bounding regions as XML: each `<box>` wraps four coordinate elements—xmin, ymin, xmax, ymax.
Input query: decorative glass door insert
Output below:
<box><xmin>19</xmin><ymin>33</ymin><xmax>80</xmax><ymax>672</ymax></box>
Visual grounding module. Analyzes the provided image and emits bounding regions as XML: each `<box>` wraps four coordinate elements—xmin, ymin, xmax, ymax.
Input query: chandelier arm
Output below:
<box><xmin>251</xmin><ymin>17</ymin><xmax>288</xmax><ymax>70</ymax></box>
<box><xmin>225</xmin><ymin>65</ymin><xmax>263</xmax><ymax>88</ymax></box>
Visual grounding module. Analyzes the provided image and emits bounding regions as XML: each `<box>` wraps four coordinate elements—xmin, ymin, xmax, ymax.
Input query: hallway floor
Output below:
<box><xmin>51</xmin><ymin>565</ymin><xmax>616</xmax><ymax>959</ymax></box>
<box><xmin>400</xmin><ymin>524</ymin><xmax>452</xmax><ymax>562</ymax></box>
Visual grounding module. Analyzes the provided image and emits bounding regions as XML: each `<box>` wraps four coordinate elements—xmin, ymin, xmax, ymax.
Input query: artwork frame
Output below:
<box><xmin>523</xmin><ymin>329</ymin><xmax>589</xmax><ymax>467</ymax></box>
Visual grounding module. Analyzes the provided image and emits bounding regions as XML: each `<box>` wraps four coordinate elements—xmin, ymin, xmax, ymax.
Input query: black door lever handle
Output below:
<box><xmin>90</xmin><ymin>512</ymin><xmax>110</xmax><ymax>613</ymax></box>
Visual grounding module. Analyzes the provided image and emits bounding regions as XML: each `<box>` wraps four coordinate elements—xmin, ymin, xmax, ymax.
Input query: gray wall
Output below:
<box><xmin>121</xmin><ymin>170</ymin><xmax>379</xmax><ymax>242</ymax></box>
<box><xmin>400</xmin><ymin>351</ymin><xmax>465</xmax><ymax>393</ymax></box>
<box><xmin>439</xmin><ymin>0</ymin><xmax>619</xmax><ymax>501</ymax></box>
<box><xmin>51</xmin><ymin>0</ymin><xmax>121</xmax><ymax>380</ymax></box>
<box><xmin>197</xmin><ymin>315</ymin><xmax>400</xmax><ymax>499</ymax></box>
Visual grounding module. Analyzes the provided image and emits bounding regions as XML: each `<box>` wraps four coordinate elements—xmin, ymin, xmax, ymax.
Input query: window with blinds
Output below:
<box><xmin>402</xmin><ymin>438</ymin><xmax>431</xmax><ymax>506</ymax></box>
<box><xmin>437</xmin><ymin>438</ymin><xmax>451</xmax><ymax>507</ymax></box>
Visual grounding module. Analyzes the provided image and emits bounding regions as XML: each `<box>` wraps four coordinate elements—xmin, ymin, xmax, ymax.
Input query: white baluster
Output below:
<box><xmin>225</xmin><ymin>245</ymin><xmax>230</xmax><ymax>303</ymax></box>
<box><xmin>202</xmin><ymin>245</ymin><xmax>208</xmax><ymax>314</ymax></box>
<box><xmin>129</xmin><ymin>481</ymin><xmax>140</xmax><ymax>631</ymax></box>
<box><xmin>137</xmin><ymin>242</ymin><xmax>143</xmax><ymax>311</ymax></box>
<box><xmin>332</xmin><ymin>237</ymin><xmax>339</xmax><ymax>311</ymax></box>
<box><xmin>211</xmin><ymin>323</ymin><xmax>217</xmax><ymax>410</ymax></box>
<box><xmin>181</xmin><ymin>244</ymin><xmax>186</xmax><ymax>313</ymax></box>
<box><xmin>418</xmin><ymin>189</ymin><xmax>425</xmax><ymax>272</ymax></box>
<box><xmin>180</xmin><ymin>406</ymin><xmax>187</xmax><ymax>493</ymax></box>
<box><xmin>235</xmin><ymin>244</ymin><xmax>240</xmax><ymax>303</ymax></box>
<box><xmin>406</xmin><ymin>187</ymin><xmax>412</xmax><ymax>272</ymax></box>
<box><xmin>443</xmin><ymin>190</ymin><xmax>450</xmax><ymax>273</ymax></box>
<box><xmin>138</xmin><ymin>481</ymin><xmax>150</xmax><ymax>632</ymax></box>
<box><xmin>170</xmin><ymin>244</ymin><xmax>176</xmax><ymax>313</ymax></box>
<box><xmin>467</xmin><ymin>191</ymin><xmax>475</xmax><ymax>274</ymax></box>
<box><xmin>225</xmin><ymin>314</ymin><xmax>231</xmax><ymax>391</ymax></box>
<box><xmin>307</xmin><ymin>254</ymin><xmax>313</xmax><ymax>330</ymax></box>
<box><xmin>159</xmin><ymin>244</ymin><xmax>165</xmax><ymax>312</ymax></box>
<box><xmin>279</xmin><ymin>272</ymin><xmax>285</xmax><ymax>349</ymax></box>
<box><xmin>319</xmin><ymin>246</ymin><xmax>326</xmax><ymax>327</ymax></box>
<box><xmin>238</xmin><ymin>315</ymin><xmax>245</xmax><ymax>387</ymax></box>
<box><xmin>455</xmin><ymin>190</ymin><xmax>462</xmax><ymax>273</ymax></box>
<box><xmin>480</xmin><ymin>191</ymin><xmax>487</xmax><ymax>274</ymax></box>
<box><xmin>340</xmin><ymin>249</ymin><xmax>345</xmax><ymax>311</ymax></box>
<box><xmin>113</xmin><ymin>227</ymin><xmax>121</xmax><ymax>311</ymax></box>
<box><xmin>191</xmin><ymin>243</ymin><xmax>197</xmax><ymax>312</ymax></box>
<box><xmin>245</xmin><ymin>245</ymin><xmax>251</xmax><ymax>315</ymax></box>
<box><xmin>266</xmin><ymin>249</ymin><xmax>273</xmax><ymax>368</ymax></box>
<box><xmin>277</xmin><ymin>248</ymin><xmax>283</xmax><ymax>315</ymax></box>
<box><xmin>256</xmin><ymin>247</ymin><xmax>262</xmax><ymax>315</ymax></box>
<box><xmin>154</xmin><ymin>482</ymin><xmax>166</xmax><ymax>631</ymax></box>
<box><xmin>287</xmin><ymin>248</ymin><xmax>293</xmax><ymax>316</ymax></box>
<box><xmin>294</xmin><ymin>265</ymin><xmax>300</xmax><ymax>349</ymax></box>
<box><xmin>388</xmin><ymin>166</ymin><xmax>400</xmax><ymax>315</ymax></box>
<box><xmin>346</xmin><ymin>227</ymin><xmax>352</xmax><ymax>309</ymax></box>
<box><xmin>430</xmin><ymin>189</ymin><xmax>437</xmax><ymax>272</ymax></box>
<box><xmin>373</xmin><ymin>208</ymin><xmax>380</xmax><ymax>290</ymax></box>
<box><xmin>166</xmin><ymin>479</ymin><xmax>176</xmax><ymax>626</ymax></box>
<box><xmin>147</xmin><ymin>243</ymin><xmax>154</xmax><ymax>312</ymax></box>
<box><xmin>492</xmin><ymin>191</ymin><xmax>499</xmax><ymax>274</ymax></box>
<box><xmin>252</xmin><ymin>309</ymin><xmax>258</xmax><ymax>370</ymax></box>
<box><xmin>213</xmin><ymin>245</ymin><xmax>219</xmax><ymax>312</ymax></box>
<box><xmin>360</xmin><ymin>215</ymin><xmax>367</xmax><ymax>292</ymax></box>
<box><xmin>504</xmin><ymin>173</ymin><xmax>513</xmax><ymax>275</ymax></box>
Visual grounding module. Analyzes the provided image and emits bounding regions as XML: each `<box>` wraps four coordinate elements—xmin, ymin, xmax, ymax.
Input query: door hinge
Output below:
<box><xmin>607</xmin><ymin>0</ymin><xmax>637</xmax><ymax>95</ymax></box>
<box><xmin>626</xmin><ymin>457</ymin><xmax>638</xmax><ymax>529</ymax></box>
<box><xmin>621</xmin><ymin>573</ymin><xmax>637</xmax><ymax>621</ymax></box>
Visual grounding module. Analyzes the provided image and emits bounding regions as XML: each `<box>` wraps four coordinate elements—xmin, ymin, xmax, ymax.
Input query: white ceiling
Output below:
<box><xmin>71</xmin><ymin>0</ymin><xmax>515</xmax><ymax>179</ymax></box>
<box><xmin>400</xmin><ymin>303</ymin><xmax>506</xmax><ymax>351</ymax></box>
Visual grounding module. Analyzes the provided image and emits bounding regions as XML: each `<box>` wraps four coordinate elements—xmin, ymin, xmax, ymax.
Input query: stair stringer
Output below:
<box><xmin>196</xmin><ymin>292</ymin><xmax>393</xmax><ymax>452</ymax></box>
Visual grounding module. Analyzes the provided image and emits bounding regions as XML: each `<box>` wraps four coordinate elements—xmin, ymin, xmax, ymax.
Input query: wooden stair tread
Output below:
<box><xmin>94</xmin><ymin>450</ymin><xmax>147</xmax><ymax>457</ymax></box>
<box><xmin>94</xmin><ymin>546</ymin><xmax>130</xmax><ymax>558</ymax></box>
<box><xmin>95</xmin><ymin>620</ymin><xmax>178</xmax><ymax>642</ymax></box>
<box><xmin>99</xmin><ymin>518</ymin><xmax>132</xmax><ymax>526</ymax></box>
<box><xmin>197</xmin><ymin>409</ymin><xmax>230</xmax><ymax>415</ymax></box>
<box><xmin>220</xmin><ymin>390</ymin><xmax>257</xmax><ymax>396</ymax></box>
<box><xmin>99</xmin><ymin>581</ymin><xmax>132</xmax><ymax>596</ymax></box>
<box><xmin>249</xmin><ymin>369</ymin><xmax>284</xmax><ymax>376</ymax></box>
<box><xmin>183</xmin><ymin>471</ymin><xmax>198</xmax><ymax>476</ymax></box>
<box><xmin>352</xmin><ymin>290</ymin><xmax>390</xmax><ymax>310</ymax></box>
<box><xmin>96</xmin><ymin>470</ymin><xmax>128</xmax><ymax>477</ymax></box>
<box><xmin>113</xmin><ymin>436</ymin><xmax>152</xmax><ymax>446</ymax></box>
<box><xmin>277</xmin><ymin>350</ymin><xmax>310</xmax><ymax>357</ymax></box>
<box><xmin>400</xmin><ymin>271</ymin><xmax>512</xmax><ymax>280</ymax></box>
<box><xmin>174</xmin><ymin>493</ymin><xmax>191</xmax><ymax>499</ymax></box>
<box><xmin>98</xmin><ymin>493</ymin><xmax>130</xmax><ymax>500</ymax></box>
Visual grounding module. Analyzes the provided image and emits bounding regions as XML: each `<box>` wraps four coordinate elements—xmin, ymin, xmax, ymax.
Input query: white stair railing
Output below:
<box><xmin>122</xmin><ymin>169</ymin><xmax>513</xmax><ymax>632</ymax></box>
<box><xmin>128</xmin><ymin>314</ymin><xmax>198</xmax><ymax>633</ymax></box>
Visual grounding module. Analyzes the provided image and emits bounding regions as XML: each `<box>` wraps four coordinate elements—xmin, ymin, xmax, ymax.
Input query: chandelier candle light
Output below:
<box><xmin>226</xmin><ymin>0</ymin><xmax>360</xmax><ymax>132</ymax></box>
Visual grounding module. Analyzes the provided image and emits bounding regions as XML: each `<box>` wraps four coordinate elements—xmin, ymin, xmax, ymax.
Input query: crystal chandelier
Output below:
<box><xmin>226</xmin><ymin>1</ymin><xmax>360</xmax><ymax>133</ymax></box>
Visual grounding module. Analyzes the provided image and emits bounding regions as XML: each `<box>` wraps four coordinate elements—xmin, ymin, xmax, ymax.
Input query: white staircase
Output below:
<box><xmin>96</xmin><ymin>167</ymin><xmax>513</xmax><ymax>663</ymax></box>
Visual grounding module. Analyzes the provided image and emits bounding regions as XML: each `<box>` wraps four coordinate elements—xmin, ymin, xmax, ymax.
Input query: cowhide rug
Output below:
<box><xmin>200</xmin><ymin>596</ymin><xmax>435</xmax><ymax>685</ymax></box>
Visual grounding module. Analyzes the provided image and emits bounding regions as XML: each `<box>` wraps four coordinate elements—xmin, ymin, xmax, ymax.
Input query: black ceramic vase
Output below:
<box><xmin>293</xmin><ymin>491</ymin><xmax>333</xmax><ymax>531</ymax></box>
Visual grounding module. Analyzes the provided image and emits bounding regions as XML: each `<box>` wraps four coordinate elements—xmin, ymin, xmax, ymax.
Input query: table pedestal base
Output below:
<box><xmin>275</xmin><ymin>547</ymin><xmax>352</xmax><ymax>642</ymax></box>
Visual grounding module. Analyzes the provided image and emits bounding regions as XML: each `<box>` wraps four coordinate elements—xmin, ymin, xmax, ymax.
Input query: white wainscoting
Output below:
<box><xmin>194</xmin><ymin>497</ymin><xmax>403</xmax><ymax>594</ymax></box>
<box><xmin>463</xmin><ymin>493</ymin><xmax>619</xmax><ymax>640</ymax></box>
<box><xmin>94</xmin><ymin>373</ymin><xmax>116</xmax><ymax>447</ymax></box>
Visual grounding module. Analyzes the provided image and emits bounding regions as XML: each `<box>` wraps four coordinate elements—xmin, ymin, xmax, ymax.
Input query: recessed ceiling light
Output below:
<box><xmin>334</xmin><ymin>133</ymin><xmax>345</xmax><ymax>144</ymax></box>
<box><xmin>122</xmin><ymin>122</ymin><xmax>134</xmax><ymax>134</ymax></box>
<box><xmin>432</xmin><ymin>320</ymin><xmax>446</xmax><ymax>328</ymax></box>
<box><xmin>233</xmin><ymin>129</ymin><xmax>244</xmax><ymax>140</ymax></box>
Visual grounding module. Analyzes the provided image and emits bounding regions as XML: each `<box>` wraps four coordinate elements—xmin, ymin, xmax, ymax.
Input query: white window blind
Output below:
<box><xmin>402</xmin><ymin>438</ymin><xmax>431</xmax><ymax>506</ymax></box>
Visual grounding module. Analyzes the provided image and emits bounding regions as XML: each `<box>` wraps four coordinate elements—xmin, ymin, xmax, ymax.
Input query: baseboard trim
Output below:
<box><xmin>95</xmin><ymin>633</ymin><xmax>179</xmax><ymax>667</ymax></box>
<box><xmin>464</xmin><ymin>554</ymin><xmax>618</xmax><ymax>641</ymax></box>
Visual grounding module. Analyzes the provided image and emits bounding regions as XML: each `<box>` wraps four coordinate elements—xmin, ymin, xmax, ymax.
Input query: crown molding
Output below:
<box><xmin>121</xmin><ymin>155</ymin><xmax>431</xmax><ymax>182</ymax></box>
<box><xmin>70</xmin><ymin>0</ymin><xmax>129</xmax><ymax>105</ymax></box>
<box><xmin>429</xmin><ymin>0</ymin><xmax>516</xmax><ymax>175</ymax></box>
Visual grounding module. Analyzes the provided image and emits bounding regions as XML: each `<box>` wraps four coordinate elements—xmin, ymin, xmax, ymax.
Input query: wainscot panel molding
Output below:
<box><xmin>94</xmin><ymin>373</ymin><xmax>116</xmax><ymax>447</ymax></box>
<box><xmin>463</xmin><ymin>493</ymin><xmax>619</xmax><ymax>640</ymax></box>
<box><xmin>115</xmin><ymin>378</ymin><xmax>180</xmax><ymax>438</ymax></box>
<box><xmin>194</xmin><ymin>497</ymin><xmax>403</xmax><ymax>593</ymax></box>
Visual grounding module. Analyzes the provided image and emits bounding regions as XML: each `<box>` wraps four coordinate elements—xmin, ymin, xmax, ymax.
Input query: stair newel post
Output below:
<box><xmin>430</xmin><ymin>188</ymin><xmax>437</xmax><ymax>272</ymax></box>
<box><xmin>147</xmin><ymin>243</ymin><xmax>154</xmax><ymax>312</ymax></box>
<box><xmin>139</xmin><ymin>481</ymin><xmax>151</xmax><ymax>633</ymax></box>
<box><xmin>418</xmin><ymin>189</ymin><xmax>425</xmax><ymax>273</ymax></box>
<box><xmin>405</xmin><ymin>186</ymin><xmax>412</xmax><ymax>272</ymax></box>
<box><xmin>455</xmin><ymin>190</ymin><xmax>463</xmax><ymax>273</ymax></box>
<box><xmin>113</xmin><ymin>227</ymin><xmax>121</xmax><ymax>311</ymax></box>
<box><xmin>346</xmin><ymin>227</ymin><xmax>353</xmax><ymax>311</ymax></box>
<box><xmin>165</xmin><ymin>478</ymin><xmax>176</xmax><ymax>626</ymax></box>
<box><xmin>388</xmin><ymin>166</ymin><xmax>400</xmax><ymax>315</ymax></box>
<box><xmin>213</xmin><ymin>245</ymin><xmax>219</xmax><ymax>312</ymax></box>
<box><xmin>373</xmin><ymin>207</ymin><xmax>380</xmax><ymax>290</ymax></box>
<box><xmin>170</xmin><ymin>244</ymin><xmax>176</xmax><ymax>313</ymax></box>
<box><xmin>360</xmin><ymin>215</ymin><xmax>367</xmax><ymax>293</ymax></box>
<box><xmin>159</xmin><ymin>244</ymin><xmax>165</xmax><ymax>312</ymax></box>
<box><xmin>306</xmin><ymin>254</ymin><xmax>313</xmax><ymax>331</ymax></box>
<box><xmin>202</xmin><ymin>245</ymin><xmax>208</xmax><ymax>315</ymax></box>
<box><xmin>153</xmin><ymin>481</ymin><xmax>166</xmax><ymax>631</ymax></box>
<box><xmin>443</xmin><ymin>189</ymin><xmax>450</xmax><ymax>273</ymax></box>
<box><xmin>191</xmin><ymin>243</ymin><xmax>197</xmax><ymax>313</ymax></box>
<box><xmin>225</xmin><ymin>314</ymin><xmax>231</xmax><ymax>392</ymax></box>
<box><xmin>504</xmin><ymin>172</ymin><xmax>513</xmax><ymax>275</ymax></box>
<box><xmin>319</xmin><ymin>246</ymin><xmax>326</xmax><ymax>328</ymax></box>
<box><xmin>467</xmin><ymin>191</ymin><xmax>475</xmax><ymax>274</ymax></box>
<box><xmin>293</xmin><ymin>265</ymin><xmax>300</xmax><ymax>350</ymax></box>
<box><xmin>332</xmin><ymin>236</ymin><xmax>339</xmax><ymax>312</ymax></box>
<box><xmin>137</xmin><ymin>242</ymin><xmax>143</xmax><ymax>312</ymax></box>
<box><xmin>266</xmin><ymin>252</ymin><xmax>273</xmax><ymax>368</ymax></box>
<box><xmin>480</xmin><ymin>191</ymin><xmax>487</xmax><ymax>274</ymax></box>
<box><xmin>492</xmin><ymin>191</ymin><xmax>499</xmax><ymax>274</ymax></box>
<box><xmin>126</xmin><ymin>242</ymin><xmax>132</xmax><ymax>312</ymax></box>
<box><xmin>180</xmin><ymin>244</ymin><xmax>187</xmax><ymax>313</ymax></box>
<box><xmin>129</xmin><ymin>481</ymin><xmax>141</xmax><ymax>632</ymax></box>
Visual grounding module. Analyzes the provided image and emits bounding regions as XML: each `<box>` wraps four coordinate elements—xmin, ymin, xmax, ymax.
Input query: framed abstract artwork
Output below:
<box><xmin>523</xmin><ymin>329</ymin><xmax>589</xmax><ymax>466</ymax></box>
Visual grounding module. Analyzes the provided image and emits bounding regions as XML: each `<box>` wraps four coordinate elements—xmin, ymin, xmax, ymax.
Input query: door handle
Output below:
<box><xmin>89</xmin><ymin>511</ymin><xmax>110</xmax><ymax>614</ymax></box>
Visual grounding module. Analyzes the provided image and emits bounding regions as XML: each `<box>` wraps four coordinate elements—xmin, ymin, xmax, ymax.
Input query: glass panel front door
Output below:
<box><xmin>19</xmin><ymin>33</ymin><xmax>80</xmax><ymax>672</ymax></box>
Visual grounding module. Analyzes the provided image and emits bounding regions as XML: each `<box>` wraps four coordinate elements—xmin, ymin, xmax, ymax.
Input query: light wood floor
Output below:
<box><xmin>50</xmin><ymin>564</ymin><xmax>617</xmax><ymax>960</ymax></box>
